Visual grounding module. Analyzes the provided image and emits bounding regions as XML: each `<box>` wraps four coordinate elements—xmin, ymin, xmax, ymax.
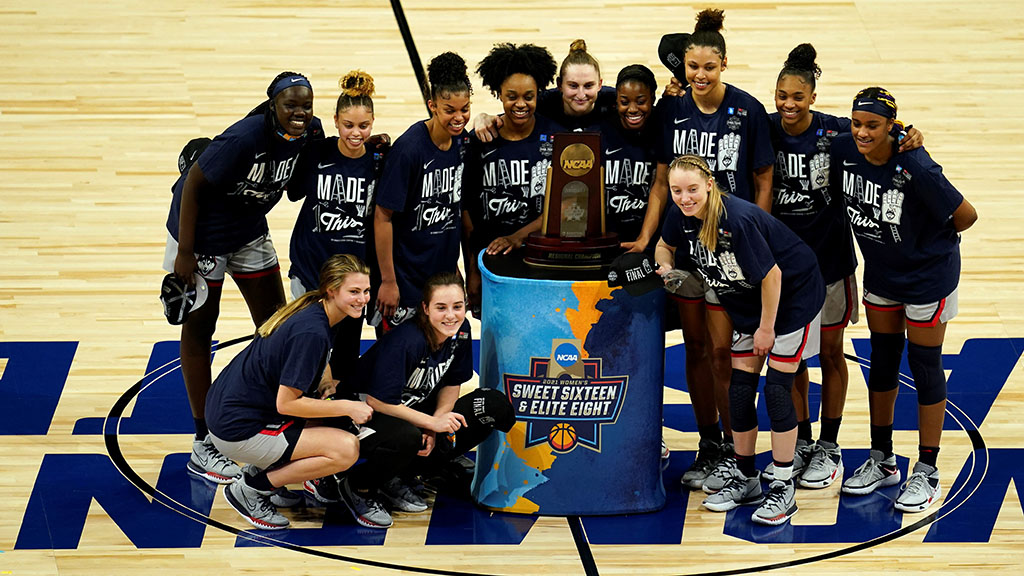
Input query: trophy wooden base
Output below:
<box><xmin>523</xmin><ymin>232</ymin><xmax>621</xmax><ymax>270</ymax></box>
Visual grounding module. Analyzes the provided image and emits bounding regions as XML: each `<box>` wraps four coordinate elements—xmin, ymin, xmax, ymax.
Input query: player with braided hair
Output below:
<box><xmin>462</xmin><ymin>42</ymin><xmax>562</xmax><ymax>314</ymax></box>
<box><xmin>374</xmin><ymin>52</ymin><xmax>472</xmax><ymax>331</ymax></box>
<box><xmin>656</xmin><ymin>154</ymin><xmax>825</xmax><ymax>526</ymax></box>
<box><xmin>163</xmin><ymin>70</ymin><xmax>323</xmax><ymax>484</ymax></box>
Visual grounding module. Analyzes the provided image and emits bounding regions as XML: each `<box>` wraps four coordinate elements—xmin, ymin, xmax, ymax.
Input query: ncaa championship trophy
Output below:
<box><xmin>523</xmin><ymin>132</ymin><xmax>620</xmax><ymax>269</ymax></box>
<box><xmin>472</xmin><ymin>133</ymin><xmax>667</xmax><ymax>515</ymax></box>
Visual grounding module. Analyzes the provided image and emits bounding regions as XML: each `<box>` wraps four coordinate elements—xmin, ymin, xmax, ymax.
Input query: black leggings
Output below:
<box><xmin>347</xmin><ymin>388</ymin><xmax>515</xmax><ymax>490</ymax></box>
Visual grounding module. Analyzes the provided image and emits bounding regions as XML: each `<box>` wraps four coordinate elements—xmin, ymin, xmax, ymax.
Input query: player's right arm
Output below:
<box><xmin>174</xmin><ymin>163</ymin><xmax>206</xmax><ymax>286</ymax></box>
<box><xmin>622</xmin><ymin>162</ymin><xmax>669</xmax><ymax>253</ymax></box>
<box><xmin>366</xmin><ymin>395</ymin><xmax>466</xmax><ymax>433</ymax></box>
<box><xmin>374</xmin><ymin>205</ymin><xmax>399</xmax><ymax>318</ymax></box>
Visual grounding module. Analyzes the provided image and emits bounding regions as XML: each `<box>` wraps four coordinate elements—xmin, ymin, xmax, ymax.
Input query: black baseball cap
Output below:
<box><xmin>160</xmin><ymin>273</ymin><xmax>209</xmax><ymax>325</ymax></box>
<box><xmin>658</xmin><ymin>33</ymin><xmax>691</xmax><ymax>82</ymax></box>
<box><xmin>607</xmin><ymin>252</ymin><xmax>663</xmax><ymax>296</ymax></box>
<box><xmin>178</xmin><ymin>137</ymin><xmax>211</xmax><ymax>175</ymax></box>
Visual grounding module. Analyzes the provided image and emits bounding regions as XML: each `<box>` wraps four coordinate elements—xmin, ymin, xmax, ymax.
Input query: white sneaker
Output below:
<box><xmin>895</xmin><ymin>462</ymin><xmax>941</xmax><ymax>513</ymax></box>
<box><xmin>799</xmin><ymin>441</ymin><xmax>844</xmax><ymax>489</ymax></box>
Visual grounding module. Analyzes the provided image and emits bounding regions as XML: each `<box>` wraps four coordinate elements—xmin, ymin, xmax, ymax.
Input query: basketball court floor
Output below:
<box><xmin>2</xmin><ymin>1</ymin><xmax>1023</xmax><ymax>574</ymax></box>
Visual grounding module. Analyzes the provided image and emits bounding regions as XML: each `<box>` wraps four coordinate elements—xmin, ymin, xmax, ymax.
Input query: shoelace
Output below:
<box><xmin>761</xmin><ymin>483</ymin><xmax>790</xmax><ymax>508</ymax></box>
<box><xmin>854</xmin><ymin>457</ymin><xmax>880</xmax><ymax>478</ymax></box>
<box><xmin>901</xmin><ymin>470</ymin><xmax>931</xmax><ymax>494</ymax></box>
<box><xmin>805</xmin><ymin>445</ymin><xmax>831</xmax><ymax>474</ymax></box>
<box><xmin>203</xmin><ymin>442</ymin><xmax>234</xmax><ymax>467</ymax></box>
<box><xmin>711</xmin><ymin>456</ymin><xmax>736</xmax><ymax>478</ymax></box>
<box><xmin>256</xmin><ymin>493</ymin><xmax>277</xmax><ymax>517</ymax></box>
<box><xmin>721</xmin><ymin>474</ymin><xmax>749</xmax><ymax>494</ymax></box>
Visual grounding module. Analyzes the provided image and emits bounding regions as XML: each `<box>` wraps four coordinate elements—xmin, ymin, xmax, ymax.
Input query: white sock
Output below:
<box><xmin>774</xmin><ymin>464</ymin><xmax>794</xmax><ymax>482</ymax></box>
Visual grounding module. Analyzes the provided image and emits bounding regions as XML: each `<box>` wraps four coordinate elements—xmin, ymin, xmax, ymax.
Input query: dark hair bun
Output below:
<box><xmin>784</xmin><ymin>43</ymin><xmax>821</xmax><ymax>78</ymax></box>
<box><xmin>694</xmin><ymin>8</ymin><xmax>725</xmax><ymax>33</ymax></box>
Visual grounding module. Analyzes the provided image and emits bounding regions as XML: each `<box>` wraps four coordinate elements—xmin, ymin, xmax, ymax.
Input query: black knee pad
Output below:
<box><xmin>868</xmin><ymin>332</ymin><xmax>906</xmax><ymax>392</ymax></box>
<box><xmin>764</xmin><ymin>367</ymin><xmax>798</xmax><ymax>432</ymax></box>
<box><xmin>907</xmin><ymin>342</ymin><xmax>946</xmax><ymax>405</ymax></box>
<box><xmin>728</xmin><ymin>369</ymin><xmax>760</xmax><ymax>433</ymax></box>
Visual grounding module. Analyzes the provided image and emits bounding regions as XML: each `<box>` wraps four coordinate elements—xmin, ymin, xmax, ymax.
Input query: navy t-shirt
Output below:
<box><xmin>768</xmin><ymin>111</ymin><xmax>857</xmax><ymax>284</ymax></box>
<box><xmin>463</xmin><ymin>115</ymin><xmax>563</xmax><ymax>253</ymax></box>
<box><xmin>376</xmin><ymin>121</ymin><xmax>467</xmax><ymax>307</ymax></box>
<box><xmin>206</xmin><ymin>303</ymin><xmax>333</xmax><ymax>441</ymax></box>
<box><xmin>356</xmin><ymin>319</ymin><xmax>473</xmax><ymax>414</ymax></box>
<box><xmin>662</xmin><ymin>195</ymin><xmax>825</xmax><ymax>334</ymax></box>
<box><xmin>599</xmin><ymin>115</ymin><xmax>659</xmax><ymax>248</ymax></box>
<box><xmin>166</xmin><ymin>115</ymin><xmax>323</xmax><ymax>255</ymax></box>
<box><xmin>537</xmin><ymin>86</ymin><xmax>617</xmax><ymax>131</ymax></box>
<box><xmin>655</xmin><ymin>85</ymin><xmax>774</xmax><ymax>202</ymax></box>
<box><xmin>287</xmin><ymin>137</ymin><xmax>383</xmax><ymax>291</ymax></box>
<box><xmin>830</xmin><ymin>134</ymin><xmax>964</xmax><ymax>303</ymax></box>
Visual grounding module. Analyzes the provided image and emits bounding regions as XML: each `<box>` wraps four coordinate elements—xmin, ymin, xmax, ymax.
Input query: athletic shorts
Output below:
<box><xmin>209</xmin><ymin>419</ymin><xmax>305</xmax><ymax>470</ymax></box>
<box><xmin>290</xmin><ymin>277</ymin><xmax>312</xmax><ymax>300</ymax></box>
<box><xmin>731</xmin><ymin>310</ymin><xmax>822</xmax><ymax>364</ymax></box>
<box><xmin>822</xmin><ymin>274</ymin><xmax>860</xmax><ymax>330</ymax></box>
<box><xmin>163</xmin><ymin>232</ymin><xmax>279</xmax><ymax>286</ymax></box>
<box><xmin>863</xmin><ymin>287</ymin><xmax>958</xmax><ymax>327</ymax></box>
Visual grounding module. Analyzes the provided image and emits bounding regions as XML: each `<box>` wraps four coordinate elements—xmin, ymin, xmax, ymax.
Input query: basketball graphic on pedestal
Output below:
<box><xmin>548</xmin><ymin>423</ymin><xmax>577</xmax><ymax>451</ymax></box>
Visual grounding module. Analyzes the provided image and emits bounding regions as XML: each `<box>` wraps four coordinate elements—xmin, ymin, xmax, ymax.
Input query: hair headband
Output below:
<box><xmin>271</xmin><ymin>75</ymin><xmax>313</xmax><ymax>99</ymax></box>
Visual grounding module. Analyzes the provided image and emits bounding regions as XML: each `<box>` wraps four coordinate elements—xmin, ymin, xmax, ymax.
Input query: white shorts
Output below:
<box><xmin>290</xmin><ymin>277</ymin><xmax>312</xmax><ymax>300</ymax></box>
<box><xmin>731</xmin><ymin>310</ymin><xmax>822</xmax><ymax>364</ymax></box>
<box><xmin>163</xmin><ymin>232</ymin><xmax>279</xmax><ymax>286</ymax></box>
<box><xmin>863</xmin><ymin>287</ymin><xmax>958</xmax><ymax>327</ymax></box>
<box><xmin>822</xmin><ymin>275</ymin><xmax>860</xmax><ymax>330</ymax></box>
<box><xmin>209</xmin><ymin>420</ymin><xmax>304</xmax><ymax>470</ymax></box>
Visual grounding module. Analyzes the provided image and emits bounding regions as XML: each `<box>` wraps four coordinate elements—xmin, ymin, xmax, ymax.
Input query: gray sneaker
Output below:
<box><xmin>842</xmin><ymin>450</ymin><xmax>901</xmax><ymax>495</ymax></box>
<box><xmin>895</xmin><ymin>462</ymin><xmax>941</xmax><ymax>513</ymax></box>
<box><xmin>752</xmin><ymin>479</ymin><xmax>798</xmax><ymax>525</ymax></box>
<box><xmin>303</xmin><ymin>475</ymin><xmax>342</xmax><ymax>503</ymax></box>
<box><xmin>224</xmin><ymin>476</ymin><xmax>289</xmax><ymax>530</ymax></box>
<box><xmin>702</xmin><ymin>470</ymin><xmax>763</xmax><ymax>512</ymax></box>
<box><xmin>240</xmin><ymin>464</ymin><xmax>302</xmax><ymax>507</ymax></box>
<box><xmin>380</xmin><ymin>477</ymin><xmax>429</xmax><ymax>513</ymax></box>
<box><xmin>188</xmin><ymin>435</ymin><xmax>241</xmax><ymax>484</ymax></box>
<box><xmin>799</xmin><ymin>441</ymin><xmax>844</xmax><ymax>489</ymax></box>
<box><xmin>763</xmin><ymin>438</ymin><xmax>813</xmax><ymax>482</ymax></box>
<box><xmin>338</xmin><ymin>477</ymin><xmax>393</xmax><ymax>529</ymax></box>
<box><xmin>701</xmin><ymin>443</ymin><xmax>736</xmax><ymax>494</ymax></box>
<box><xmin>681</xmin><ymin>439</ymin><xmax>720</xmax><ymax>490</ymax></box>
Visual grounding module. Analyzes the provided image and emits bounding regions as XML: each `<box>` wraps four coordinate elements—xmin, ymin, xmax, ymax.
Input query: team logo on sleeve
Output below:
<box><xmin>503</xmin><ymin>339</ymin><xmax>628</xmax><ymax>453</ymax></box>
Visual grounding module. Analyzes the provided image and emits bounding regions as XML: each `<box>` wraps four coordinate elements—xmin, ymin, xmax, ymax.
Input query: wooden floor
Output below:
<box><xmin>3</xmin><ymin>1</ymin><xmax>1024</xmax><ymax>574</ymax></box>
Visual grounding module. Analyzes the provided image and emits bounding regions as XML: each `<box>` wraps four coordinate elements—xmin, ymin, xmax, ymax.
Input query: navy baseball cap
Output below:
<box><xmin>607</xmin><ymin>252</ymin><xmax>662</xmax><ymax>296</ymax></box>
<box><xmin>160</xmin><ymin>273</ymin><xmax>209</xmax><ymax>325</ymax></box>
<box><xmin>658</xmin><ymin>33</ymin><xmax>691</xmax><ymax>82</ymax></box>
<box><xmin>178</xmin><ymin>137</ymin><xmax>211</xmax><ymax>175</ymax></box>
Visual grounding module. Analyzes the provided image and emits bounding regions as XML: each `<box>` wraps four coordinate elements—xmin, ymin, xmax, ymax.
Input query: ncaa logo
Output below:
<box><xmin>554</xmin><ymin>342</ymin><xmax>579</xmax><ymax>367</ymax></box>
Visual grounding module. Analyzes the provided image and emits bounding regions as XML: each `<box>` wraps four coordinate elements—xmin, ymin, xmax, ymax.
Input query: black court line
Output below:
<box><xmin>390</xmin><ymin>0</ymin><xmax>430</xmax><ymax>114</ymax></box>
<box><xmin>568</xmin><ymin>516</ymin><xmax>600</xmax><ymax>576</ymax></box>
<box><xmin>103</xmin><ymin>335</ymin><xmax>498</xmax><ymax>576</ymax></box>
